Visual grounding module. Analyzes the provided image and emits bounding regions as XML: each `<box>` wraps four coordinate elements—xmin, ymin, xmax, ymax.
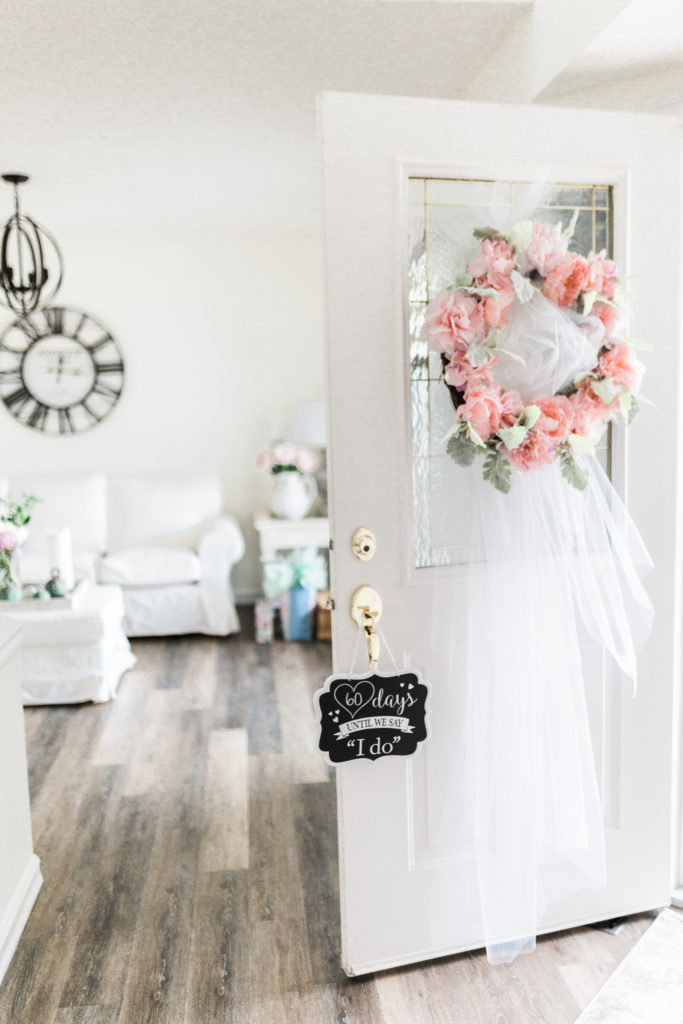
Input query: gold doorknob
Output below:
<box><xmin>350</xmin><ymin>585</ymin><xmax>382</xmax><ymax>670</ymax></box>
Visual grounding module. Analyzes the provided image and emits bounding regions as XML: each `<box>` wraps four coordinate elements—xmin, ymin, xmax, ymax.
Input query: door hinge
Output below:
<box><xmin>325</xmin><ymin>597</ymin><xmax>336</xmax><ymax>611</ymax></box>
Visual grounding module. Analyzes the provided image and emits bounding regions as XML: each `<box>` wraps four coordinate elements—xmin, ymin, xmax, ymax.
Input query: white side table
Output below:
<box><xmin>253</xmin><ymin>514</ymin><xmax>330</xmax><ymax>563</ymax></box>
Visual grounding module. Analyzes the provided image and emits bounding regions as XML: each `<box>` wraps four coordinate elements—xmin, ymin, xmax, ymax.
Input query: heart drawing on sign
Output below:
<box><xmin>333</xmin><ymin>680</ymin><xmax>375</xmax><ymax>720</ymax></box>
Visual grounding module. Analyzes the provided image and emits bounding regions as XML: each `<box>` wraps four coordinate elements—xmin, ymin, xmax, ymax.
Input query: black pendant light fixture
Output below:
<box><xmin>0</xmin><ymin>173</ymin><xmax>63</xmax><ymax>316</ymax></box>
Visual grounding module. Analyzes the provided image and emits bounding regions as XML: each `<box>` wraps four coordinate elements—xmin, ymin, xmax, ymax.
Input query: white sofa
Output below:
<box><xmin>0</xmin><ymin>474</ymin><xmax>245</xmax><ymax>637</ymax></box>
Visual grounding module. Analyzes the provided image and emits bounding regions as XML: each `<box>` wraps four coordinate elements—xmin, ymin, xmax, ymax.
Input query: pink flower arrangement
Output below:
<box><xmin>0</xmin><ymin>530</ymin><xmax>17</xmax><ymax>553</ymax></box>
<box><xmin>256</xmin><ymin>442</ymin><xmax>318</xmax><ymax>476</ymax></box>
<box><xmin>422</xmin><ymin>218</ymin><xmax>645</xmax><ymax>492</ymax></box>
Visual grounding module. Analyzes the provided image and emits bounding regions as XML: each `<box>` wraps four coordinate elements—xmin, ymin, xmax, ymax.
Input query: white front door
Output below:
<box><xmin>321</xmin><ymin>92</ymin><xmax>681</xmax><ymax>976</ymax></box>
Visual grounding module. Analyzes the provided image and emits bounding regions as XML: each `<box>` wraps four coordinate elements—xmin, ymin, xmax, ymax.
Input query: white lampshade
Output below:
<box><xmin>290</xmin><ymin>399</ymin><xmax>326</xmax><ymax>447</ymax></box>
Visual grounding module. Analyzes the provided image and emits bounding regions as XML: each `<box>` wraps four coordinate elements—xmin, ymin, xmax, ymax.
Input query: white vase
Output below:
<box><xmin>270</xmin><ymin>471</ymin><xmax>317</xmax><ymax>520</ymax></box>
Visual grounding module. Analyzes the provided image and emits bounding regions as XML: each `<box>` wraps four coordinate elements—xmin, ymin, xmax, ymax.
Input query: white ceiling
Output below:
<box><xmin>0</xmin><ymin>0</ymin><xmax>678</xmax><ymax>233</ymax></box>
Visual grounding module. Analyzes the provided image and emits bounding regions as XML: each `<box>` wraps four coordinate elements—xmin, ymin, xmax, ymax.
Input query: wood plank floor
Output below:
<box><xmin>0</xmin><ymin>609</ymin><xmax>659</xmax><ymax>1023</ymax></box>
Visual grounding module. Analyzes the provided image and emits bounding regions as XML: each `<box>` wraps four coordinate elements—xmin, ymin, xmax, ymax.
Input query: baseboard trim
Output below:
<box><xmin>0</xmin><ymin>854</ymin><xmax>43</xmax><ymax>986</ymax></box>
<box><xmin>671</xmin><ymin>886</ymin><xmax>683</xmax><ymax>908</ymax></box>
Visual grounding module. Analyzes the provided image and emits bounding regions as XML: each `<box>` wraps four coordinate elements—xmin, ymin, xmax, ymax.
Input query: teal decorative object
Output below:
<box><xmin>45</xmin><ymin>569</ymin><xmax>68</xmax><ymax>598</ymax></box>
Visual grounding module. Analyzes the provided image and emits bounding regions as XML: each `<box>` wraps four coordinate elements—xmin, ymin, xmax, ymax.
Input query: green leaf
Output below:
<box><xmin>618</xmin><ymin>389</ymin><xmax>633</xmax><ymax>421</ymax></box>
<box><xmin>466</xmin><ymin>422</ymin><xmax>487</xmax><ymax>448</ymax></box>
<box><xmin>466</xmin><ymin>340</ymin><xmax>492</xmax><ymax>368</ymax></box>
<box><xmin>523</xmin><ymin>404</ymin><xmax>541</xmax><ymax>429</ymax></box>
<box><xmin>626</xmin><ymin>393</ymin><xmax>639</xmax><ymax>425</ymax></box>
<box><xmin>510</xmin><ymin>269</ymin><xmax>535</xmax><ymax>304</ymax></box>
<box><xmin>498</xmin><ymin>424</ymin><xmax>527</xmax><ymax>451</ymax></box>
<box><xmin>508</xmin><ymin>220</ymin><xmax>532</xmax><ymax>253</ymax></box>
<box><xmin>453</xmin><ymin>272</ymin><xmax>473</xmax><ymax>289</ymax></box>
<box><xmin>591</xmin><ymin>377</ymin><xmax>619</xmax><ymax>404</ymax></box>
<box><xmin>625</xmin><ymin>335</ymin><xmax>653</xmax><ymax>353</ymax></box>
<box><xmin>473</xmin><ymin>226</ymin><xmax>505</xmax><ymax>241</ymax></box>
<box><xmin>495</xmin><ymin>346</ymin><xmax>526</xmax><ymax>365</ymax></box>
<box><xmin>559</xmin><ymin>449</ymin><xmax>589</xmax><ymax>491</ymax></box>
<box><xmin>483</xmin><ymin>447</ymin><xmax>512</xmax><ymax>494</ymax></box>
<box><xmin>613</xmin><ymin>285</ymin><xmax>631</xmax><ymax>309</ymax></box>
<box><xmin>568</xmin><ymin>433</ymin><xmax>597</xmax><ymax>454</ymax></box>
<box><xmin>462</xmin><ymin>285</ymin><xmax>499</xmax><ymax>299</ymax></box>
<box><xmin>446</xmin><ymin>431</ymin><xmax>478</xmax><ymax>466</ymax></box>
<box><xmin>582</xmin><ymin>289</ymin><xmax>598</xmax><ymax>316</ymax></box>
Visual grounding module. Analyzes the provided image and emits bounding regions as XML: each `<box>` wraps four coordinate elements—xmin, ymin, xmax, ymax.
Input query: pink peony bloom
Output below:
<box><xmin>0</xmin><ymin>530</ymin><xmax>17</xmax><ymax>553</ymax></box>
<box><xmin>506</xmin><ymin>428</ymin><xmax>556</xmax><ymax>472</ymax></box>
<box><xmin>594</xmin><ymin>301</ymin><xmax>628</xmax><ymax>344</ymax></box>
<box><xmin>598</xmin><ymin>343</ymin><xmax>644</xmax><ymax>391</ymax></box>
<box><xmin>569</xmin><ymin>387</ymin><xmax>611</xmax><ymax>438</ymax></box>
<box><xmin>467</xmin><ymin>238</ymin><xmax>516</xmax><ymax>285</ymax></box>
<box><xmin>425</xmin><ymin>290</ymin><xmax>486</xmax><ymax>357</ymax></box>
<box><xmin>519</xmin><ymin>222</ymin><xmax>568</xmax><ymax>277</ymax></box>
<box><xmin>535</xmin><ymin>395</ymin><xmax>574</xmax><ymax>444</ymax></box>
<box><xmin>500</xmin><ymin>388</ymin><xmax>524</xmax><ymax>427</ymax></box>
<box><xmin>542</xmin><ymin>254</ymin><xmax>589</xmax><ymax>308</ymax></box>
<box><xmin>458</xmin><ymin>381</ymin><xmax>504</xmax><ymax>441</ymax></box>
<box><xmin>444</xmin><ymin>351</ymin><xmax>496</xmax><ymax>389</ymax></box>
<box><xmin>482</xmin><ymin>282</ymin><xmax>515</xmax><ymax>329</ymax></box>
<box><xmin>585</xmin><ymin>251</ymin><xmax>617</xmax><ymax>299</ymax></box>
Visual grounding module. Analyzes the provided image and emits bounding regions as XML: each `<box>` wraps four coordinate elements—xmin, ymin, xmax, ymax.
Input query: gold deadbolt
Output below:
<box><xmin>350</xmin><ymin>585</ymin><xmax>382</xmax><ymax>669</ymax></box>
<box><xmin>351</xmin><ymin>527</ymin><xmax>376</xmax><ymax>562</ymax></box>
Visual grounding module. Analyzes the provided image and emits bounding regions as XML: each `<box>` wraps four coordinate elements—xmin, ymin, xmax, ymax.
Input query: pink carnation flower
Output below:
<box><xmin>585</xmin><ymin>251</ymin><xmax>617</xmax><ymax>299</ymax></box>
<box><xmin>519</xmin><ymin>222</ymin><xmax>568</xmax><ymax>277</ymax></box>
<box><xmin>482</xmin><ymin>282</ymin><xmax>515</xmax><ymax>329</ymax></box>
<box><xmin>444</xmin><ymin>351</ymin><xmax>496</xmax><ymax>389</ymax></box>
<box><xmin>425</xmin><ymin>290</ymin><xmax>485</xmax><ymax>357</ymax></box>
<box><xmin>467</xmin><ymin>238</ymin><xmax>516</xmax><ymax>285</ymax></box>
<box><xmin>458</xmin><ymin>381</ymin><xmax>504</xmax><ymax>441</ymax></box>
<box><xmin>535</xmin><ymin>395</ymin><xmax>574</xmax><ymax>444</ymax></box>
<box><xmin>500</xmin><ymin>388</ymin><xmax>524</xmax><ymax>427</ymax></box>
<box><xmin>598</xmin><ymin>343</ymin><xmax>644</xmax><ymax>391</ymax></box>
<box><xmin>569</xmin><ymin>387</ymin><xmax>611</xmax><ymax>438</ymax></box>
<box><xmin>542</xmin><ymin>254</ymin><xmax>589</xmax><ymax>308</ymax></box>
<box><xmin>507</xmin><ymin>428</ymin><xmax>556</xmax><ymax>472</ymax></box>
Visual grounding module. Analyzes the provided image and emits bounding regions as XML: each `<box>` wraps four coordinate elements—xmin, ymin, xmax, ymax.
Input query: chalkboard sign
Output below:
<box><xmin>315</xmin><ymin>671</ymin><xmax>430</xmax><ymax>765</ymax></box>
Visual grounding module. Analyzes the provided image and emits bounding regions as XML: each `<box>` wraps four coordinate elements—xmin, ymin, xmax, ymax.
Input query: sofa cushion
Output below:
<box><xmin>107</xmin><ymin>476</ymin><xmax>223</xmax><ymax>551</ymax></box>
<box><xmin>7</xmin><ymin>474</ymin><xmax>107</xmax><ymax>555</ymax></box>
<box><xmin>98</xmin><ymin>547</ymin><xmax>202</xmax><ymax>586</ymax></box>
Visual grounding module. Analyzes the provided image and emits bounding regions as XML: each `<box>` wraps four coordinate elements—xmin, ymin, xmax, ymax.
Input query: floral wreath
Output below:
<box><xmin>423</xmin><ymin>218</ymin><xmax>645</xmax><ymax>493</ymax></box>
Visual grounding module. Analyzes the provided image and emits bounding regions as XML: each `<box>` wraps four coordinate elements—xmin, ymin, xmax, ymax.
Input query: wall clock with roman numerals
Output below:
<box><xmin>0</xmin><ymin>306</ymin><xmax>124</xmax><ymax>435</ymax></box>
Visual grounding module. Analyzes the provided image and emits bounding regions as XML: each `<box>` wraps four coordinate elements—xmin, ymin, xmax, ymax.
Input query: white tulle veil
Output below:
<box><xmin>426</xmin><ymin>179</ymin><xmax>654</xmax><ymax>964</ymax></box>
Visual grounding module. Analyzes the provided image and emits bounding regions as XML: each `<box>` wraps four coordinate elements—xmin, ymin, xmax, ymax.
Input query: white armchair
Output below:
<box><xmin>0</xmin><ymin>473</ymin><xmax>245</xmax><ymax>638</ymax></box>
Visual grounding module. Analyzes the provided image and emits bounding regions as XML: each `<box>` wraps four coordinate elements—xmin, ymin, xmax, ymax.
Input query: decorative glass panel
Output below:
<box><xmin>409</xmin><ymin>178</ymin><xmax>614</xmax><ymax>569</ymax></box>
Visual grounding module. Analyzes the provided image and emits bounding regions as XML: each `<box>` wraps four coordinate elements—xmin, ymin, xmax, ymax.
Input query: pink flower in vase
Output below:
<box><xmin>542</xmin><ymin>254</ymin><xmax>589</xmax><ymax>308</ymax></box>
<box><xmin>424</xmin><ymin>290</ymin><xmax>485</xmax><ymax>357</ymax></box>
<box><xmin>256</xmin><ymin>449</ymin><xmax>275</xmax><ymax>474</ymax></box>
<box><xmin>518</xmin><ymin>222</ymin><xmax>569</xmax><ymax>277</ymax></box>
<box><xmin>0</xmin><ymin>530</ymin><xmax>18</xmax><ymax>553</ymax></box>
<box><xmin>294</xmin><ymin>447</ymin><xmax>318</xmax><ymax>474</ymax></box>
<box><xmin>458</xmin><ymin>381</ymin><xmax>504</xmax><ymax>441</ymax></box>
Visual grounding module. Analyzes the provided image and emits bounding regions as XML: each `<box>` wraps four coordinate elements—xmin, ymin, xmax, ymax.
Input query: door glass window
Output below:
<box><xmin>408</xmin><ymin>178</ymin><xmax>614</xmax><ymax>569</ymax></box>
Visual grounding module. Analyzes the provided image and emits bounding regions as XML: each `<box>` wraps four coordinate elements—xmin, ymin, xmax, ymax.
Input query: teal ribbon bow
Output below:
<box><xmin>263</xmin><ymin>547</ymin><xmax>329</xmax><ymax>601</ymax></box>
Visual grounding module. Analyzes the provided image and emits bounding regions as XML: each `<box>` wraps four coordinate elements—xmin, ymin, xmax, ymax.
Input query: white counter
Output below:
<box><xmin>0</xmin><ymin>621</ymin><xmax>42</xmax><ymax>984</ymax></box>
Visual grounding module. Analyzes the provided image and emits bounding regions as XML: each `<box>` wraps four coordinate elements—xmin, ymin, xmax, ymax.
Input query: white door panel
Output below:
<box><xmin>321</xmin><ymin>92</ymin><xmax>681</xmax><ymax>975</ymax></box>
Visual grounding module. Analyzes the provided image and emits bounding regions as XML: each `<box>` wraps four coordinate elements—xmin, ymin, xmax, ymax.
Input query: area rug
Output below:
<box><xmin>575</xmin><ymin>909</ymin><xmax>683</xmax><ymax>1023</ymax></box>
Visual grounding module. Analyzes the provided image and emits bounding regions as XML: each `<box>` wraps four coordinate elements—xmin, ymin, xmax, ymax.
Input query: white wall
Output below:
<box><xmin>0</xmin><ymin>226</ymin><xmax>325</xmax><ymax>596</ymax></box>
